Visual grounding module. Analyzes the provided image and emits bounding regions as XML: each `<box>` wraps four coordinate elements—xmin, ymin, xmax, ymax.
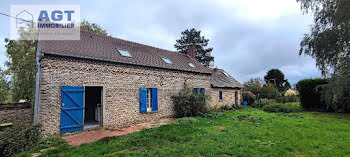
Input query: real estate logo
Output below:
<box><xmin>10</xmin><ymin>5</ymin><xmax>80</xmax><ymax>40</ymax></box>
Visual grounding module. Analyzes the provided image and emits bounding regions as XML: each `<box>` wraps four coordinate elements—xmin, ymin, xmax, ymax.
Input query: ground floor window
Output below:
<box><xmin>219</xmin><ymin>91</ymin><xmax>223</xmax><ymax>101</ymax></box>
<box><xmin>140</xmin><ymin>88</ymin><xmax>158</xmax><ymax>113</ymax></box>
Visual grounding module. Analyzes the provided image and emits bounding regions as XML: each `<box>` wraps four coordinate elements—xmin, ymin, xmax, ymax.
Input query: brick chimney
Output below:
<box><xmin>187</xmin><ymin>42</ymin><xmax>196</xmax><ymax>59</ymax></box>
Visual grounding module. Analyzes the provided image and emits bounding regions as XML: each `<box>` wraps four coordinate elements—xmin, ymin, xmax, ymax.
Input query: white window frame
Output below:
<box><xmin>146</xmin><ymin>88</ymin><xmax>153</xmax><ymax>112</ymax></box>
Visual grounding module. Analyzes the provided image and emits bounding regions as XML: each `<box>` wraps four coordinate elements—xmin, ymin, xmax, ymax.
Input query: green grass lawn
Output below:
<box><xmin>17</xmin><ymin>108</ymin><xmax>350</xmax><ymax>157</ymax></box>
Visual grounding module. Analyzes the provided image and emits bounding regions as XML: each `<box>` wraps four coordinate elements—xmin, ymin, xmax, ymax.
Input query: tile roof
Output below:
<box><xmin>40</xmin><ymin>30</ymin><xmax>211</xmax><ymax>74</ymax></box>
<box><xmin>211</xmin><ymin>68</ymin><xmax>243</xmax><ymax>89</ymax></box>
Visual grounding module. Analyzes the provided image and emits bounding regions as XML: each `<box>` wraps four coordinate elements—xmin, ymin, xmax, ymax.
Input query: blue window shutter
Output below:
<box><xmin>193</xmin><ymin>88</ymin><xmax>198</xmax><ymax>94</ymax></box>
<box><xmin>139</xmin><ymin>88</ymin><xmax>147</xmax><ymax>113</ymax></box>
<box><xmin>152</xmin><ymin>88</ymin><xmax>158</xmax><ymax>111</ymax></box>
<box><xmin>219</xmin><ymin>91</ymin><xmax>223</xmax><ymax>100</ymax></box>
<box><xmin>200</xmin><ymin>88</ymin><xmax>205</xmax><ymax>96</ymax></box>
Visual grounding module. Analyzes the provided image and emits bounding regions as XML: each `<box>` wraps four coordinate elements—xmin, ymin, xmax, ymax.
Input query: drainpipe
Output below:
<box><xmin>34</xmin><ymin>35</ymin><xmax>42</xmax><ymax>124</ymax></box>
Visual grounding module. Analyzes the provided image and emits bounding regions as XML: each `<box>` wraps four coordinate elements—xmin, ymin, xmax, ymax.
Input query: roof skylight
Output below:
<box><xmin>161</xmin><ymin>57</ymin><xmax>173</xmax><ymax>64</ymax></box>
<box><xmin>222</xmin><ymin>71</ymin><xmax>229</xmax><ymax>76</ymax></box>
<box><xmin>188</xmin><ymin>62</ymin><xmax>196</xmax><ymax>68</ymax></box>
<box><xmin>118</xmin><ymin>49</ymin><xmax>132</xmax><ymax>57</ymax></box>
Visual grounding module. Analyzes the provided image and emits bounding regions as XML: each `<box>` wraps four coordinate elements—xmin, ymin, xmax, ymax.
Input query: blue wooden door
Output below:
<box><xmin>60</xmin><ymin>86</ymin><xmax>84</xmax><ymax>134</ymax></box>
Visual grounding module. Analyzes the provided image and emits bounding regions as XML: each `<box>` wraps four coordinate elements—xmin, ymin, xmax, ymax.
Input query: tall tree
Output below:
<box><xmin>297</xmin><ymin>0</ymin><xmax>350</xmax><ymax>75</ymax></box>
<box><xmin>174</xmin><ymin>28</ymin><xmax>214</xmax><ymax>67</ymax></box>
<box><xmin>297</xmin><ymin>0</ymin><xmax>350</xmax><ymax>112</ymax></box>
<box><xmin>4</xmin><ymin>20</ymin><xmax>108</xmax><ymax>102</ymax></box>
<box><xmin>5</xmin><ymin>27</ymin><xmax>37</xmax><ymax>102</ymax></box>
<box><xmin>0</xmin><ymin>68</ymin><xmax>10</xmax><ymax>103</ymax></box>
<box><xmin>264</xmin><ymin>69</ymin><xmax>289</xmax><ymax>92</ymax></box>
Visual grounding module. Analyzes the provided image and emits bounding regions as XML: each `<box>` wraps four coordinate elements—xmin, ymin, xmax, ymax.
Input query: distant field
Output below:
<box><xmin>16</xmin><ymin>108</ymin><xmax>350</xmax><ymax>157</ymax></box>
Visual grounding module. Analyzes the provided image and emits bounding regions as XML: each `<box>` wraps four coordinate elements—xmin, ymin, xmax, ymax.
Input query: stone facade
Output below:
<box><xmin>210</xmin><ymin>88</ymin><xmax>242</xmax><ymax>109</ymax></box>
<box><xmin>38</xmin><ymin>56</ymin><xmax>211</xmax><ymax>136</ymax></box>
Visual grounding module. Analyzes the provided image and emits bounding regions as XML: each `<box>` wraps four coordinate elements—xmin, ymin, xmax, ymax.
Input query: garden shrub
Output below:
<box><xmin>263</xmin><ymin>102</ymin><xmax>302</xmax><ymax>113</ymax></box>
<box><xmin>251</xmin><ymin>99</ymin><xmax>275</xmax><ymax>108</ymax></box>
<box><xmin>219</xmin><ymin>105</ymin><xmax>232</xmax><ymax>111</ymax></box>
<box><xmin>296</xmin><ymin>78</ymin><xmax>329</xmax><ymax>110</ymax></box>
<box><xmin>173</xmin><ymin>84</ymin><xmax>209</xmax><ymax>117</ymax></box>
<box><xmin>0</xmin><ymin>122</ymin><xmax>41</xmax><ymax>157</ymax></box>
<box><xmin>242</xmin><ymin>90</ymin><xmax>256</xmax><ymax>105</ymax></box>
<box><xmin>319</xmin><ymin>74</ymin><xmax>350</xmax><ymax>112</ymax></box>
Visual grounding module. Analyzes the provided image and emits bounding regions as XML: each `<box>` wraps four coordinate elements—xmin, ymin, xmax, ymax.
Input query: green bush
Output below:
<box><xmin>242</xmin><ymin>91</ymin><xmax>256</xmax><ymax>105</ymax></box>
<box><xmin>263</xmin><ymin>102</ymin><xmax>302</xmax><ymax>113</ymax></box>
<box><xmin>296</xmin><ymin>78</ymin><xmax>329</xmax><ymax>110</ymax></box>
<box><xmin>219</xmin><ymin>105</ymin><xmax>232</xmax><ymax>111</ymax></box>
<box><xmin>173</xmin><ymin>84</ymin><xmax>209</xmax><ymax>117</ymax></box>
<box><xmin>0</xmin><ymin>123</ymin><xmax>41</xmax><ymax>157</ymax></box>
<box><xmin>251</xmin><ymin>99</ymin><xmax>275</xmax><ymax>108</ymax></box>
<box><xmin>284</xmin><ymin>95</ymin><xmax>299</xmax><ymax>103</ymax></box>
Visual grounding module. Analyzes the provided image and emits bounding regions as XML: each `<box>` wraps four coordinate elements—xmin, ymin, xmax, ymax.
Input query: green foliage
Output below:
<box><xmin>0</xmin><ymin>68</ymin><xmax>10</xmax><ymax>103</ymax></box>
<box><xmin>263</xmin><ymin>102</ymin><xmax>302</xmax><ymax>113</ymax></box>
<box><xmin>174</xmin><ymin>28</ymin><xmax>214</xmax><ymax>67</ymax></box>
<box><xmin>297</xmin><ymin>0</ymin><xmax>350</xmax><ymax>75</ymax></box>
<box><xmin>18</xmin><ymin>109</ymin><xmax>350</xmax><ymax>156</ymax></box>
<box><xmin>173</xmin><ymin>84</ymin><xmax>209</xmax><ymax>117</ymax></box>
<box><xmin>296</xmin><ymin>78</ymin><xmax>329</xmax><ymax>110</ymax></box>
<box><xmin>4</xmin><ymin>29</ymin><xmax>37</xmax><ymax>102</ymax></box>
<box><xmin>264</xmin><ymin>69</ymin><xmax>290</xmax><ymax>92</ymax></box>
<box><xmin>242</xmin><ymin>90</ymin><xmax>256</xmax><ymax>105</ymax></box>
<box><xmin>244</xmin><ymin>77</ymin><xmax>264</xmax><ymax>94</ymax></box>
<box><xmin>80</xmin><ymin>20</ymin><xmax>108</xmax><ymax>36</ymax></box>
<box><xmin>251</xmin><ymin>99</ymin><xmax>276</xmax><ymax>108</ymax></box>
<box><xmin>244</xmin><ymin>77</ymin><xmax>280</xmax><ymax>99</ymax></box>
<box><xmin>284</xmin><ymin>95</ymin><xmax>299</xmax><ymax>103</ymax></box>
<box><xmin>319</xmin><ymin>74</ymin><xmax>350</xmax><ymax>112</ymax></box>
<box><xmin>174</xmin><ymin>117</ymin><xmax>198</xmax><ymax>125</ymax></box>
<box><xmin>259</xmin><ymin>83</ymin><xmax>280</xmax><ymax>99</ymax></box>
<box><xmin>0</xmin><ymin>123</ymin><xmax>41</xmax><ymax>157</ymax></box>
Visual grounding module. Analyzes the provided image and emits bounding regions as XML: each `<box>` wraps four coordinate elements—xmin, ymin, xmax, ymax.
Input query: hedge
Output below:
<box><xmin>296</xmin><ymin>78</ymin><xmax>329</xmax><ymax>111</ymax></box>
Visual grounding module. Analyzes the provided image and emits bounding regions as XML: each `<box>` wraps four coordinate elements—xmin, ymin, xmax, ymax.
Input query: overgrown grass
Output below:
<box><xmin>16</xmin><ymin>108</ymin><xmax>350</xmax><ymax>157</ymax></box>
<box><xmin>263</xmin><ymin>102</ymin><xmax>302</xmax><ymax>113</ymax></box>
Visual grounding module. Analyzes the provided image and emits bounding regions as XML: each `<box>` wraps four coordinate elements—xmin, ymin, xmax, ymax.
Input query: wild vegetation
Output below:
<box><xmin>15</xmin><ymin>107</ymin><xmax>350</xmax><ymax>157</ymax></box>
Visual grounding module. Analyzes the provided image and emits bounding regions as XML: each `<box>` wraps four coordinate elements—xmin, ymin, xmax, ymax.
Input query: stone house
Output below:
<box><xmin>210</xmin><ymin>68</ymin><xmax>244</xmax><ymax>108</ymax></box>
<box><xmin>34</xmin><ymin>30</ymin><xmax>242</xmax><ymax>136</ymax></box>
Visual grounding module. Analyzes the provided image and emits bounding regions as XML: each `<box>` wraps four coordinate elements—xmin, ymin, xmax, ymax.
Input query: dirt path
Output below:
<box><xmin>62</xmin><ymin>118</ymin><xmax>174</xmax><ymax>146</ymax></box>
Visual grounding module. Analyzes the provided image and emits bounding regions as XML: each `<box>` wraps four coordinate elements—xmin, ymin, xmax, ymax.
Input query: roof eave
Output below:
<box><xmin>42</xmin><ymin>51</ymin><xmax>212</xmax><ymax>75</ymax></box>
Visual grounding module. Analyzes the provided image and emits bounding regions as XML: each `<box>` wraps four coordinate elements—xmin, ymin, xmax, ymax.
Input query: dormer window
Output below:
<box><xmin>188</xmin><ymin>62</ymin><xmax>196</xmax><ymax>68</ymax></box>
<box><xmin>117</xmin><ymin>49</ymin><xmax>132</xmax><ymax>57</ymax></box>
<box><xmin>161</xmin><ymin>57</ymin><xmax>173</xmax><ymax>64</ymax></box>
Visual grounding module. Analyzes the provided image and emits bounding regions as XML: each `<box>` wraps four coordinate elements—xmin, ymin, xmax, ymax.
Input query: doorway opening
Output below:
<box><xmin>84</xmin><ymin>86</ymin><xmax>102</xmax><ymax>129</ymax></box>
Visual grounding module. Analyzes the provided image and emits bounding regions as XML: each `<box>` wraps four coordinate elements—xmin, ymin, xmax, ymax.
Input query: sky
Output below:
<box><xmin>0</xmin><ymin>0</ymin><xmax>322</xmax><ymax>85</ymax></box>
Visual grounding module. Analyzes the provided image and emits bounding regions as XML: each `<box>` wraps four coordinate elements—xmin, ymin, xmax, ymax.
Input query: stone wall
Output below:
<box><xmin>0</xmin><ymin>102</ymin><xmax>33</xmax><ymax>124</ymax></box>
<box><xmin>39</xmin><ymin>55</ymin><xmax>211</xmax><ymax>136</ymax></box>
<box><xmin>210</xmin><ymin>88</ymin><xmax>242</xmax><ymax>109</ymax></box>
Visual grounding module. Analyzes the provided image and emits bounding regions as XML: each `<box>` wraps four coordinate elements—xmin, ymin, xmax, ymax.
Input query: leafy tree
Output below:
<box><xmin>297</xmin><ymin>0</ymin><xmax>349</xmax><ymax>75</ymax></box>
<box><xmin>244</xmin><ymin>77</ymin><xmax>264</xmax><ymax>95</ymax></box>
<box><xmin>5</xmin><ymin>26</ymin><xmax>37</xmax><ymax>102</ymax></box>
<box><xmin>284</xmin><ymin>81</ymin><xmax>291</xmax><ymax>90</ymax></box>
<box><xmin>80</xmin><ymin>20</ymin><xmax>108</xmax><ymax>36</ymax></box>
<box><xmin>0</xmin><ymin>68</ymin><xmax>10</xmax><ymax>103</ymax></box>
<box><xmin>174</xmin><ymin>28</ymin><xmax>214</xmax><ymax>67</ymax></box>
<box><xmin>297</xmin><ymin>0</ymin><xmax>350</xmax><ymax>112</ymax></box>
<box><xmin>264</xmin><ymin>69</ymin><xmax>289</xmax><ymax>92</ymax></box>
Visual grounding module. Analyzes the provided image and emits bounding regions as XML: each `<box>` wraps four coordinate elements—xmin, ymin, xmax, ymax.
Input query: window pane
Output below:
<box><xmin>118</xmin><ymin>49</ymin><xmax>132</xmax><ymax>57</ymax></box>
<box><xmin>188</xmin><ymin>62</ymin><xmax>196</xmax><ymax>68</ymax></box>
<box><xmin>161</xmin><ymin>57</ymin><xmax>173</xmax><ymax>64</ymax></box>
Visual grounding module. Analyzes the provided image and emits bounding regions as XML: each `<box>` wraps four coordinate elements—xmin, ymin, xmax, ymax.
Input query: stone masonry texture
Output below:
<box><xmin>210</xmin><ymin>88</ymin><xmax>242</xmax><ymax>109</ymax></box>
<box><xmin>39</xmin><ymin>56</ymin><xmax>212</xmax><ymax>136</ymax></box>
